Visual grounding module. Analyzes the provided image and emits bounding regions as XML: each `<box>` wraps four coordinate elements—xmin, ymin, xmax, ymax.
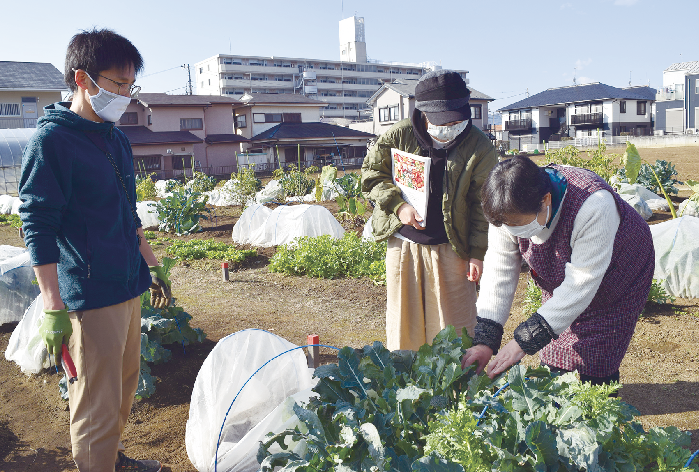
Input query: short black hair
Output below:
<box><xmin>64</xmin><ymin>28</ymin><xmax>143</xmax><ymax>92</ymax></box>
<box><xmin>481</xmin><ymin>156</ymin><xmax>552</xmax><ymax>226</ymax></box>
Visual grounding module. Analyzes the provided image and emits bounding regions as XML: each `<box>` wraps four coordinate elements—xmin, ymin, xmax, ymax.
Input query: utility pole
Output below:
<box><xmin>182</xmin><ymin>64</ymin><xmax>193</xmax><ymax>95</ymax></box>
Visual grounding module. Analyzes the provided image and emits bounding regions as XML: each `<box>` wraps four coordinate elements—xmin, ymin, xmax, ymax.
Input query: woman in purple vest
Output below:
<box><xmin>461</xmin><ymin>156</ymin><xmax>654</xmax><ymax>386</ymax></box>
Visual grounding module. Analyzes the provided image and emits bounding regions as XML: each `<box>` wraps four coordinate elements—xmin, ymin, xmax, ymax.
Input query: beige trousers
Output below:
<box><xmin>385</xmin><ymin>236</ymin><xmax>477</xmax><ymax>351</ymax></box>
<box><xmin>67</xmin><ymin>297</ymin><xmax>142</xmax><ymax>472</ymax></box>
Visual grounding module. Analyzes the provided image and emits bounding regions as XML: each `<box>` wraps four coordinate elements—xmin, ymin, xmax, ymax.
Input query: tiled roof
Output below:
<box><xmin>237</xmin><ymin>93</ymin><xmax>326</xmax><ymax>106</ymax></box>
<box><xmin>665</xmin><ymin>61</ymin><xmax>699</xmax><ymax>74</ymax></box>
<box><xmin>0</xmin><ymin>62</ymin><xmax>67</xmax><ymax>90</ymax></box>
<box><xmin>118</xmin><ymin>126</ymin><xmax>202</xmax><ymax>145</ymax></box>
<box><xmin>499</xmin><ymin>83</ymin><xmax>656</xmax><ymax>111</ymax></box>
<box><xmin>205</xmin><ymin>133</ymin><xmax>249</xmax><ymax>144</ymax></box>
<box><xmin>136</xmin><ymin>93</ymin><xmax>239</xmax><ymax>107</ymax></box>
<box><xmin>252</xmin><ymin>122</ymin><xmax>374</xmax><ymax>141</ymax></box>
<box><xmin>367</xmin><ymin>79</ymin><xmax>493</xmax><ymax>105</ymax></box>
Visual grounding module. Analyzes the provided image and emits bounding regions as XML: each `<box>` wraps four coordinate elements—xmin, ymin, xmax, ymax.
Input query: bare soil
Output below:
<box><xmin>1</xmin><ymin>147</ymin><xmax>698</xmax><ymax>471</ymax></box>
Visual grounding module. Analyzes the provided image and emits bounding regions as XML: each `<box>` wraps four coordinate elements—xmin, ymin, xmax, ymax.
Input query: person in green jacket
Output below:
<box><xmin>361</xmin><ymin>69</ymin><xmax>497</xmax><ymax>351</ymax></box>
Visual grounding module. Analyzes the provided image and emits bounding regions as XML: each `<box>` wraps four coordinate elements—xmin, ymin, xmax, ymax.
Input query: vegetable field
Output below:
<box><xmin>0</xmin><ymin>148</ymin><xmax>698</xmax><ymax>471</ymax></box>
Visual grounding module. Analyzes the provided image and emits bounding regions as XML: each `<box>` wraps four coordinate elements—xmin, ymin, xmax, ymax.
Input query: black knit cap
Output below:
<box><xmin>415</xmin><ymin>69</ymin><xmax>471</xmax><ymax>126</ymax></box>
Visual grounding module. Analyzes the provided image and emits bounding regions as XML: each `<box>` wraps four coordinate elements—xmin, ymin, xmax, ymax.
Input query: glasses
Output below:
<box><xmin>79</xmin><ymin>69</ymin><xmax>141</xmax><ymax>97</ymax></box>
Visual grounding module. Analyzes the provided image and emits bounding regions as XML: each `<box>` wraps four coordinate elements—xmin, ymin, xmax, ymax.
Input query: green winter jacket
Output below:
<box><xmin>361</xmin><ymin>114</ymin><xmax>497</xmax><ymax>261</ymax></box>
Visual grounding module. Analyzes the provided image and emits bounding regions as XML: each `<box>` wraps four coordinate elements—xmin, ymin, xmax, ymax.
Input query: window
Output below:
<box><xmin>696</xmin><ymin>79</ymin><xmax>699</xmax><ymax>94</ymax></box>
<box><xmin>0</xmin><ymin>103</ymin><xmax>20</xmax><ymax>116</ymax></box>
<box><xmin>283</xmin><ymin>113</ymin><xmax>302</xmax><ymax>123</ymax></box>
<box><xmin>134</xmin><ymin>155</ymin><xmax>161</xmax><ymax>171</ymax></box>
<box><xmin>637</xmin><ymin>101</ymin><xmax>647</xmax><ymax>115</ymax></box>
<box><xmin>208</xmin><ymin>79</ymin><xmax>211</xmax><ymax>86</ymax></box>
<box><xmin>389</xmin><ymin>105</ymin><xmax>399</xmax><ymax>121</ymax></box>
<box><xmin>119</xmin><ymin>112</ymin><xmax>138</xmax><ymax>125</ymax></box>
<box><xmin>235</xmin><ymin>114</ymin><xmax>247</xmax><ymax>128</ymax></box>
<box><xmin>252</xmin><ymin>113</ymin><xmax>283</xmax><ymax>123</ymax></box>
<box><xmin>470</xmin><ymin>105</ymin><xmax>482</xmax><ymax>120</ymax></box>
<box><xmin>619</xmin><ymin>101</ymin><xmax>626</xmax><ymax>113</ymax></box>
<box><xmin>199</xmin><ymin>67</ymin><xmax>203</xmax><ymax>74</ymax></box>
<box><xmin>180</xmin><ymin>118</ymin><xmax>203</xmax><ymax>130</ymax></box>
<box><xmin>173</xmin><ymin>156</ymin><xmax>193</xmax><ymax>170</ymax></box>
<box><xmin>147</xmin><ymin>115</ymin><xmax>152</xmax><ymax>125</ymax></box>
<box><xmin>378</xmin><ymin>107</ymin><xmax>390</xmax><ymax>122</ymax></box>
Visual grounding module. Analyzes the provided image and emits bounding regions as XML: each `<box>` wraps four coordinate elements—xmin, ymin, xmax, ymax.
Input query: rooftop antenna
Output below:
<box><xmin>629</xmin><ymin>71</ymin><xmax>632</xmax><ymax>87</ymax></box>
<box><xmin>573</xmin><ymin>67</ymin><xmax>577</xmax><ymax>85</ymax></box>
<box><xmin>526</xmin><ymin>88</ymin><xmax>529</xmax><ymax>98</ymax></box>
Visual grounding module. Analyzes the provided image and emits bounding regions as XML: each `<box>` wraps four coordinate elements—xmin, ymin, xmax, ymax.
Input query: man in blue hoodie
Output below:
<box><xmin>19</xmin><ymin>29</ymin><xmax>166</xmax><ymax>472</ymax></box>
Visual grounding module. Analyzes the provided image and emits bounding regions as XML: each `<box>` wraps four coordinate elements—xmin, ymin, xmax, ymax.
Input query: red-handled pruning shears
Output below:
<box><xmin>61</xmin><ymin>344</ymin><xmax>78</xmax><ymax>384</ymax></box>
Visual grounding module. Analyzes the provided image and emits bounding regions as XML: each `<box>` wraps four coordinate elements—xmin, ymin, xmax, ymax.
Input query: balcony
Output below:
<box><xmin>504</xmin><ymin>119</ymin><xmax>532</xmax><ymax>131</ymax></box>
<box><xmin>570</xmin><ymin>112</ymin><xmax>603</xmax><ymax>126</ymax></box>
<box><xmin>0</xmin><ymin>117</ymin><xmax>37</xmax><ymax>129</ymax></box>
<box><xmin>656</xmin><ymin>89</ymin><xmax>683</xmax><ymax>102</ymax></box>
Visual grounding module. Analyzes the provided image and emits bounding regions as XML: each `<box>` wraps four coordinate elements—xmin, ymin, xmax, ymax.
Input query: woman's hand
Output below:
<box><xmin>468</xmin><ymin>258</ymin><xmax>483</xmax><ymax>282</ymax></box>
<box><xmin>397</xmin><ymin>203</ymin><xmax>424</xmax><ymax>229</ymax></box>
<box><xmin>486</xmin><ymin>340</ymin><xmax>525</xmax><ymax>378</ymax></box>
<box><xmin>461</xmin><ymin>344</ymin><xmax>493</xmax><ymax>374</ymax></box>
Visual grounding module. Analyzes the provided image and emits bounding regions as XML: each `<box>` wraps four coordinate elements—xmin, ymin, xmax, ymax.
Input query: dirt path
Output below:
<box><xmin>1</xmin><ymin>147</ymin><xmax>698</xmax><ymax>471</ymax></box>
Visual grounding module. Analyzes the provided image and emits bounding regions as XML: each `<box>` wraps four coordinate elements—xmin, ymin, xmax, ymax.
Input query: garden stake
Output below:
<box><xmin>221</xmin><ymin>262</ymin><xmax>229</xmax><ymax>282</ymax></box>
<box><xmin>307</xmin><ymin>334</ymin><xmax>320</xmax><ymax>368</ymax></box>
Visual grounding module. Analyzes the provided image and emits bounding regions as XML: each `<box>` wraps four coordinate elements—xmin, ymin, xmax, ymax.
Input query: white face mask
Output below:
<box><xmin>84</xmin><ymin>72</ymin><xmax>132</xmax><ymax>122</ymax></box>
<box><xmin>503</xmin><ymin>205</ymin><xmax>550</xmax><ymax>239</ymax></box>
<box><xmin>426</xmin><ymin>119</ymin><xmax>469</xmax><ymax>142</ymax></box>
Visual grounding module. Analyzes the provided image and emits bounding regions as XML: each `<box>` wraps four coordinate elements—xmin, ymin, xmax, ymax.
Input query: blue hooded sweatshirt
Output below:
<box><xmin>19</xmin><ymin>102</ymin><xmax>151</xmax><ymax>311</ymax></box>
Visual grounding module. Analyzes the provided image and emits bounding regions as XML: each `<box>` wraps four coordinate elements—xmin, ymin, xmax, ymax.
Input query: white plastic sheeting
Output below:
<box><xmin>1</xmin><ymin>246</ymin><xmax>40</xmax><ymax>325</ymax></box>
<box><xmin>185</xmin><ymin>329</ymin><xmax>316</xmax><ymax>472</ymax></box>
<box><xmin>678</xmin><ymin>199</ymin><xmax>699</xmax><ymax>218</ymax></box>
<box><xmin>154</xmin><ymin>180</ymin><xmax>175</xmax><ymax>199</ymax></box>
<box><xmin>4</xmin><ymin>294</ymin><xmax>49</xmax><ymax>374</ymax></box>
<box><xmin>205</xmin><ymin>180</ymin><xmax>252</xmax><ymax>207</ymax></box>
<box><xmin>650</xmin><ymin>216</ymin><xmax>699</xmax><ymax>298</ymax></box>
<box><xmin>232</xmin><ymin>204</ymin><xmax>344</xmax><ymax>247</ymax></box>
<box><xmin>136</xmin><ymin>201</ymin><xmax>160</xmax><ymax>231</ymax></box>
<box><xmin>619</xmin><ymin>193</ymin><xmax>652</xmax><ymax>220</ymax></box>
<box><xmin>0</xmin><ymin>194</ymin><xmax>19</xmax><ymax>215</ymax></box>
<box><xmin>255</xmin><ymin>180</ymin><xmax>284</xmax><ymax>204</ymax></box>
<box><xmin>362</xmin><ymin>215</ymin><xmax>374</xmax><ymax>240</ymax></box>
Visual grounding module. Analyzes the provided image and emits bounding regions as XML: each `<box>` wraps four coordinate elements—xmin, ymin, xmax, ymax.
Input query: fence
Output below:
<box><xmin>522</xmin><ymin>133</ymin><xmax>699</xmax><ymax>153</ymax></box>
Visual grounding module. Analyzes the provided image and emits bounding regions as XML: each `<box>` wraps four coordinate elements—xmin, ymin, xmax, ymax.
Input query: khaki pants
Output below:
<box><xmin>67</xmin><ymin>297</ymin><xmax>142</xmax><ymax>472</ymax></box>
<box><xmin>386</xmin><ymin>236</ymin><xmax>477</xmax><ymax>351</ymax></box>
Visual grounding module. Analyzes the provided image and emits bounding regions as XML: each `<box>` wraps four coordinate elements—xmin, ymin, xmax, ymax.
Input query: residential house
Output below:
<box><xmin>655</xmin><ymin>61</ymin><xmax>699</xmax><ymax>134</ymax></box>
<box><xmin>231</xmin><ymin>92</ymin><xmax>374</xmax><ymax>169</ymax></box>
<box><xmin>366</xmin><ymin>78</ymin><xmax>494</xmax><ymax>136</ymax></box>
<box><xmin>194</xmin><ymin>16</ymin><xmax>468</xmax><ymax>120</ymax></box>
<box><xmin>0</xmin><ymin>61</ymin><xmax>67</xmax><ymax>129</ymax></box>
<box><xmin>498</xmin><ymin>82</ymin><xmax>656</xmax><ymax>150</ymax></box>
<box><xmin>117</xmin><ymin>93</ymin><xmax>247</xmax><ymax>177</ymax></box>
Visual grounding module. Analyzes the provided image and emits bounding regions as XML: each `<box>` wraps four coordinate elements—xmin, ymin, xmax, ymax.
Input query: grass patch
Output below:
<box><xmin>165</xmin><ymin>238</ymin><xmax>257</xmax><ymax>262</ymax></box>
<box><xmin>0</xmin><ymin>214</ymin><xmax>22</xmax><ymax>228</ymax></box>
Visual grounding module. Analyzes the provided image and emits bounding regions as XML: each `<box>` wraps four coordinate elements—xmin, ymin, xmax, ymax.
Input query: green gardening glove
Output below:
<box><xmin>39</xmin><ymin>308</ymin><xmax>72</xmax><ymax>362</ymax></box>
<box><xmin>149</xmin><ymin>265</ymin><xmax>172</xmax><ymax>309</ymax></box>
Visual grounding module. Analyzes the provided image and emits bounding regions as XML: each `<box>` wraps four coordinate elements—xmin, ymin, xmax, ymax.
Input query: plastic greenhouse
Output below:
<box><xmin>0</xmin><ymin>128</ymin><xmax>35</xmax><ymax>195</ymax></box>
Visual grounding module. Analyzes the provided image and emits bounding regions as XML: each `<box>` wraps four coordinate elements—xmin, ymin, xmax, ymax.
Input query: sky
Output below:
<box><xmin>1</xmin><ymin>0</ymin><xmax>695</xmax><ymax>117</ymax></box>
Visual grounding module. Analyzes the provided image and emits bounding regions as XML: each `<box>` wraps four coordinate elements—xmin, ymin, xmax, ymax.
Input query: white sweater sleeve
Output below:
<box><xmin>538</xmin><ymin>189</ymin><xmax>620</xmax><ymax>334</ymax></box>
<box><xmin>476</xmin><ymin>224</ymin><xmax>522</xmax><ymax>326</ymax></box>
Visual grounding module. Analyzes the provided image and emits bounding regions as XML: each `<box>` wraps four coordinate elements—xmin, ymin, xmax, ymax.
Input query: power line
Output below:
<box><xmin>164</xmin><ymin>86</ymin><xmax>186</xmax><ymax>94</ymax></box>
<box><xmin>141</xmin><ymin>66</ymin><xmax>182</xmax><ymax>78</ymax></box>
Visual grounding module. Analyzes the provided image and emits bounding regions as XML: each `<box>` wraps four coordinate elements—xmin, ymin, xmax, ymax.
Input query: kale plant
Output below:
<box><xmin>279</xmin><ymin>165</ymin><xmax>315</xmax><ymax>197</ymax></box>
<box><xmin>258</xmin><ymin>326</ymin><xmax>475</xmax><ymax>472</ymax></box>
<box><xmin>156</xmin><ymin>188</ymin><xmax>211</xmax><ymax>236</ymax></box>
<box><xmin>425</xmin><ymin>365</ymin><xmax>699</xmax><ymax>472</ymax></box>
<box><xmin>188</xmin><ymin>171</ymin><xmax>218</xmax><ymax>193</ymax></box>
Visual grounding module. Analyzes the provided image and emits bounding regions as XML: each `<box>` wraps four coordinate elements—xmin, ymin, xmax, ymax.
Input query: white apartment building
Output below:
<box><xmin>195</xmin><ymin>16</ymin><xmax>468</xmax><ymax>120</ymax></box>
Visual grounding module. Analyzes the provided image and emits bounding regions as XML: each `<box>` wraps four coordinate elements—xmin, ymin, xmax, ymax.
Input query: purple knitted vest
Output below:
<box><xmin>518</xmin><ymin>165</ymin><xmax>654</xmax><ymax>376</ymax></box>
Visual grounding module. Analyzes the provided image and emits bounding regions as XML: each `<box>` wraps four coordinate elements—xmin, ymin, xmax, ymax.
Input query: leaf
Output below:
<box><xmin>293</xmin><ymin>403</ymin><xmax>326</xmax><ymax>443</ymax></box>
<box><xmin>396</xmin><ymin>386</ymin><xmax>428</xmax><ymax>402</ymax></box>
<box><xmin>687</xmin><ymin>179</ymin><xmax>699</xmax><ymax>194</ymax></box>
<box><xmin>411</xmin><ymin>453</ymin><xmax>465</xmax><ymax>472</ymax></box>
<box><xmin>360</xmin><ymin>423</ymin><xmax>387</xmax><ymax>470</ymax></box>
<box><xmin>556</xmin><ymin>424</ymin><xmax>602</xmax><ymax>472</ymax></box>
<box><xmin>622</xmin><ymin>142</ymin><xmax>642</xmax><ymax>185</ymax></box>
<box><xmin>524</xmin><ymin>421</ymin><xmax>560</xmax><ymax>472</ymax></box>
<box><xmin>338</xmin><ymin>346</ymin><xmax>369</xmax><ymax>399</ymax></box>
